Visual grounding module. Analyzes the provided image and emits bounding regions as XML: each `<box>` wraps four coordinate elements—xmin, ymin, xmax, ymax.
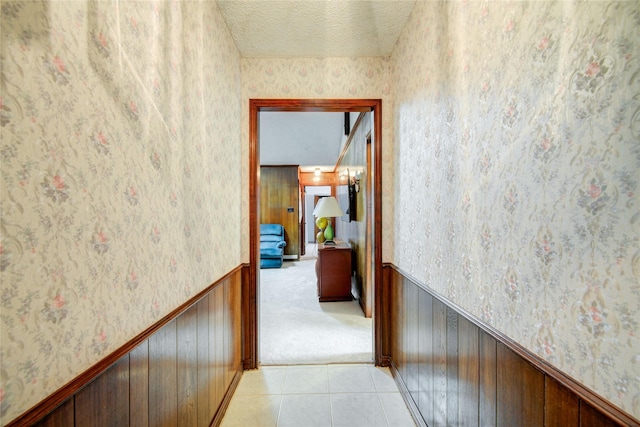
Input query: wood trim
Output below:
<box><xmin>246</xmin><ymin>98</ymin><xmax>260</xmax><ymax>370</ymax></box>
<box><xmin>389</xmin><ymin>361</ymin><xmax>428</xmax><ymax>427</ymax></box>
<box><xmin>241</xmin><ymin>263</ymin><xmax>256</xmax><ymax>370</ymax></box>
<box><xmin>211</xmin><ymin>370</ymin><xmax>243</xmax><ymax>427</ymax></box>
<box><xmin>299</xmin><ymin>172</ymin><xmax>334</xmax><ymax>187</ymax></box>
<box><xmin>8</xmin><ymin>265</ymin><xmax>243</xmax><ymax>427</ymax></box>
<box><xmin>248</xmin><ymin>99</ymin><xmax>383</xmax><ymax>367</ymax></box>
<box><xmin>383</xmin><ymin>263</ymin><xmax>640</xmax><ymax>427</ymax></box>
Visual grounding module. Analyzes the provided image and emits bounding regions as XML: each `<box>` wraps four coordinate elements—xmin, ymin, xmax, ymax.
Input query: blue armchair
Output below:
<box><xmin>260</xmin><ymin>224</ymin><xmax>287</xmax><ymax>268</ymax></box>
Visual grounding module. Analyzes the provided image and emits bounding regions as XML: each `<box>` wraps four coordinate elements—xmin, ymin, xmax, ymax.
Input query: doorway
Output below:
<box><xmin>246</xmin><ymin>99</ymin><xmax>383</xmax><ymax>369</ymax></box>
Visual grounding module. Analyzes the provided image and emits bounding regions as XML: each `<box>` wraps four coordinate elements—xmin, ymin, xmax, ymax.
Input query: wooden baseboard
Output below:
<box><xmin>211</xmin><ymin>369</ymin><xmax>243</xmax><ymax>427</ymax></box>
<box><xmin>388</xmin><ymin>361</ymin><xmax>427</xmax><ymax>427</ymax></box>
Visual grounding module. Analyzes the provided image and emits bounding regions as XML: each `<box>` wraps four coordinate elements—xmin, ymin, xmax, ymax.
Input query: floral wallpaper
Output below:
<box><xmin>240</xmin><ymin>57</ymin><xmax>394</xmax><ymax>263</ymax></box>
<box><xmin>391</xmin><ymin>0</ymin><xmax>640</xmax><ymax>418</ymax></box>
<box><xmin>0</xmin><ymin>1</ymin><xmax>241</xmax><ymax>424</ymax></box>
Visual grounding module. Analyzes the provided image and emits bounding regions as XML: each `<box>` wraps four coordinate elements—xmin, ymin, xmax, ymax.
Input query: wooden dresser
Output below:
<box><xmin>315</xmin><ymin>242</ymin><xmax>353</xmax><ymax>302</ymax></box>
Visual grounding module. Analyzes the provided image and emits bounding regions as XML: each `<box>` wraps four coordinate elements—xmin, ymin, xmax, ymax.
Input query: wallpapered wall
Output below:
<box><xmin>240</xmin><ymin>58</ymin><xmax>393</xmax><ymax>263</ymax></box>
<box><xmin>0</xmin><ymin>1</ymin><xmax>241</xmax><ymax>423</ymax></box>
<box><xmin>391</xmin><ymin>0</ymin><xmax>639</xmax><ymax>417</ymax></box>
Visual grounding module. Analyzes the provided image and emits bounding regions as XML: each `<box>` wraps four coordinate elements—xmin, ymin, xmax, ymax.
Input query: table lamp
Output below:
<box><xmin>312</xmin><ymin>196</ymin><xmax>344</xmax><ymax>245</ymax></box>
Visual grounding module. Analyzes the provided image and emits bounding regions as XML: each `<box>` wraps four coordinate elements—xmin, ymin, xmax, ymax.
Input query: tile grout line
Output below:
<box><xmin>368</xmin><ymin>365</ymin><xmax>392</xmax><ymax>427</ymax></box>
<box><xmin>275</xmin><ymin>367</ymin><xmax>287</xmax><ymax>427</ymax></box>
<box><xmin>327</xmin><ymin>365</ymin><xmax>336</xmax><ymax>427</ymax></box>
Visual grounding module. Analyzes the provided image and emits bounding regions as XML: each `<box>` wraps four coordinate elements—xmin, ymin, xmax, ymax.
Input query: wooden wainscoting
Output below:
<box><xmin>10</xmin><ymin>267</ymin><xmax>244</xmax><ymax>427</ymax></box>
<box><xmin>384</xmin><ymin>264</ymin><xmax>639</xmax><ymax>427</ymax></box>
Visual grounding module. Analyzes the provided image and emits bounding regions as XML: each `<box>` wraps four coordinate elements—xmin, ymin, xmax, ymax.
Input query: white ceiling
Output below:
<box><xmin>217</xmin><ymin>0</ymin><xmax>416</xmax><ymax>171</ymax></box>
<box><xmin>216</xmin><ymin>0</ymin><xmax>416</xmax><ymax>58</ymax></box>
<box><xmin>259</xmin><ymin>112</ymin><xmax>348</xmax><ymax>172</ymax></box>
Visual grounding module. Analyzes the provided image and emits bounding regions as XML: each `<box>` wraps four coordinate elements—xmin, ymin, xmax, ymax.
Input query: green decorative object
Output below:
<box><xmin>315</xmin><ymin>217</ymin><xmax>328</xmax><ymax>230</ymax></box>
<box><xmin>316</xmin><ymin>231</ymin><xmax>325</xmax><ymax>243</ymax></box>
<box><xmin>324</xmin><ymin>222</ymin><xmax>334</xmax><ymax>241</ymax></box>
<box><xmin>313</xmin><ymin>197</ymin><xmax>343</xmax><ymax>244</ymax></box>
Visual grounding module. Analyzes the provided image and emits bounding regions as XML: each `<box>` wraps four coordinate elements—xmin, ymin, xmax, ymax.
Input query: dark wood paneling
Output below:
<box><xmin>496</xmin><ymin>342</ymin><xmax>545</xmax><ymax>426</ymax></box>
<box><xmin>392</xmin><ymin>270</ymin><xmax>405</xmax><ymax>380</ymax></box>
<box><xmin>177</xmin><ymin>304</ymin><xmax>198</xmax><ymax>426</ymax></box>
<box><xmin>580</xmin><ymin>401</ymin><xmax>623</xmax><ymax>427</ymax></box>
<box><xmin>479</xmin><ymin>331</ymin><xmax>497</xmax><ymax>427</ymax></box>
<box><xmin>9</xmin><ymin>267</ymin><xmax>243</xmax><ymax>427</ymax></box>
<box><xmin>75</xmin><ymin>355</ymin><xmax>130</xmax><ymax>425</ymax></box>
<box><xmin>19</xmin><ymin>269</ymin><xmax>243</xmax><ymax>427</ymax></box>
<box><xmin>224</xmin><ymin>279</ymin><xmax>233</xmax><ymax>389</ymax></box>
<box><xmin>260</xmin><ymin>166</ymin><xmax>300</xmax><ymax>258</ymax></box>
<box><xmin>231</xmin><ymin>272</ymin><xmax>242</xmax><ymax>376</ymax></box>
<box><xmin>130</xmin><ymin>340</ymin><xmax>150</xmax><ymax>427</ymax></box>
<box><xmin>300</xmin><ymin>171</ymin><xmax>334</xmax><ymax>187</ymax></box>
<box><xmin>211</xmin><ymin>284</ymin><xmax>225</xmax><ymax>411</ymax></box>
<box><xmin>149</xmin><ymin>319</ymin><xmax>178</xmax><ymax>427</ymax></box>
<box><xmin>458</xmin><ymin>316</ymin><xmax>479</xmax><ymax>426</ymax></box>
<box><xmin>32</xmin><ymin>398</ymin><xmax>74</xmax><ymax>427</ymax></box>
<box><xmin>432</xmin><ymin>298</ymin><xmax>448</xmax><ymax>426</ymax></box>
<box><xmin>385</xmin><ymin>265</ymin><xmax>639</xmax><ymax>427</ymax></box>
<box><xmin>446</xmin><ymin>308</ymin><xmax>459</xmax><ymax>426</ymax></box>
<box><xmin>546</xmin><ymin>376</ymin><xmax>579</xmax><ymax>427</ymax></box>
<box><xmin>196</xmin><ymin>296</ymin><xmax>211</xmax><ymax>426</ymax></box>
<box><xmin>405</xmin><ymin>278</ymin><xmax>419</xmax><ymax>403</ymax></box>
<box><xmin>417</xmin><ymin>289</ymin><xmax>433</xmax><ymax>424</ymax></box>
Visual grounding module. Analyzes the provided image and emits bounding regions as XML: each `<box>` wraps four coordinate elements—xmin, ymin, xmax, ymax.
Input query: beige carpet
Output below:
<box><xmin>259</xmin><ymin>247</ymin><xmax>373</xmax><ymax>365</ymax></box>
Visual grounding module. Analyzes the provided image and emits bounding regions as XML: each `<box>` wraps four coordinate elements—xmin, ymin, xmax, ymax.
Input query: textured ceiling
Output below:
<box><xmin>219</xmin><ymin>0</ymin><xmax>416</xmax><ymax>172</ymax></box>
<box><xmin>216</xmin><ymin>0</ymin><xmax>416</xmax><ymax>58</ymax></box>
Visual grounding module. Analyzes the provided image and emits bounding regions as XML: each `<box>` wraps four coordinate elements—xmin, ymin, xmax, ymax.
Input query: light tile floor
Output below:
<box><xmin>221</xmin><ymin>364</ymin><xmax>416</xmax><ymax>427</ymax></box>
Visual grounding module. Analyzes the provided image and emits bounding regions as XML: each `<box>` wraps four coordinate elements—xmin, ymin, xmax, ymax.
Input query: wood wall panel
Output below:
<box><xmin>130</xmin><ymin>340</ymin><xmax>150</xmax><ymax>427</ymax></box>
<box><xmin>260</xmin><ymin>166</ymin><xmax>300</xmax><ymax>258</ymax></box>
<box><xmin>384</xmin><ymin>265</ymin><xmax>638</xmax><ymax>427</ymax></box>
<box><xmin>479</xmin><ymin>331</ymin><xmax>497</xmax><ymax>427</ymax></box>
<box><xmin>75</xmin><ymin>355</ymin><xmax>130</xmax><ymax>425</ymax></box>
<box><xmin>391</xmin><ymin>270</ymin><xmax>405</xmax><ymax>381</ymax></box>
<box><xmin>212</xmin><ymin>285</ymin><xmax>225</xmax><ymax>410</ymax></box>
<box><xmin>196</xmin><ymin>296</ymin><xmax>211</xmax><ymax>426</ymax></box>
<box><xmin>458</xmin><ymin>316</ymin><xmax>479</xmax><ymax>426</ymax></box>
<box><xmin>25</xmin><ymin>269</ymin><xmax>243</xmax><ymax>427</ymax></box>
<box><xmin>432</xmin><ymin>298</ymin><xmax>448</xmax><ymax>426</ymax></box>
<box><xmin>581</xmin><ymin>402</ymin><xmax>622</xmax><ymax>427</ymax></box>
<box><xmin>32</xmin><ymin>398</ymin><xmax>74</xmax><ymax>427</ymax></box>
<box><xmin>417</xmin><ymin>289</ymin><xmax>433</xmax><ymax>424</ymax></box>
<box><xmin>446</xmin><ymin>307</ymin><xmax>459</xmax><ymax>426</ymax></box>
<box><xmin>545</xmin><ymin>377</ymin><xmax>579</xmax><ymax>427</ymax></box>
<box><xmin>496</xmin><ymin>343</ymin><xmax>544</xmax><ymax>427</ymax></box>
<box><xmin>149</xmin><ymin>319</ymin><xmax>178</xmax><ymax>427</ymax></box>
<box><xmin>178</xmin><ymin>305</ymin><xmax>198</xmax><ymax>426</ymax></box>
<box><xmin>405</xmin><ymin>280</ymin><xmax>419</xmax><ymax>402</ymax></box>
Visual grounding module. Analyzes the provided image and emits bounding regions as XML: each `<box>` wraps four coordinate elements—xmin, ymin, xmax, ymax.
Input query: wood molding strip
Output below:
<box><xmin>7</xmin><ymin>265</ymin><xmax>244</xmax><ymax>427</ymax></box>
<box><xmin>383</xmin><ymin>262</ymin><xmax>640</xmax><ymax>426</ymax></box>
<box><xmin>211</xmin><ymin>369</ymin><xmax>243</xmax><ymax>427</ymax></box>
<box><xmin>388</xmin><ymin>360</ymin><xmax>428</xmax><ymax>427</ymax></box>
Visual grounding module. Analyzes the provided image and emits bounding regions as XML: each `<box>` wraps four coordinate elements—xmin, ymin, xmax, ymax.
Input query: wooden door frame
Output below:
<box><xmin>246</xmin><ymin>99</ymin><xmax>384</xmax><ymax>369</ymax></box>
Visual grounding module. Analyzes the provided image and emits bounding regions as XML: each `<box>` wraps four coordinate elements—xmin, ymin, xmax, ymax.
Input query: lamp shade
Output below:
<box><xmin>313</xmin><ymin>196</ymin><xmax>344</xmax><ymax>218</ymax></box>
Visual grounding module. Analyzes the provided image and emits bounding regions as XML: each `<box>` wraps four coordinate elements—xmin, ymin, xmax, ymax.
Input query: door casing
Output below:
<box><xmin>246</xmin><ymin>99</ymin><xmax>384</xmax><ymax>369</ymax></box>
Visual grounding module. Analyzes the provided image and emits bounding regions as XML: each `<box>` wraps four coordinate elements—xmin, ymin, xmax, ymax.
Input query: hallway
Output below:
<box><xmin>220</xmin><ymin>364</ymin><xmax>415</xmax><ymax>426</ymax></box>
